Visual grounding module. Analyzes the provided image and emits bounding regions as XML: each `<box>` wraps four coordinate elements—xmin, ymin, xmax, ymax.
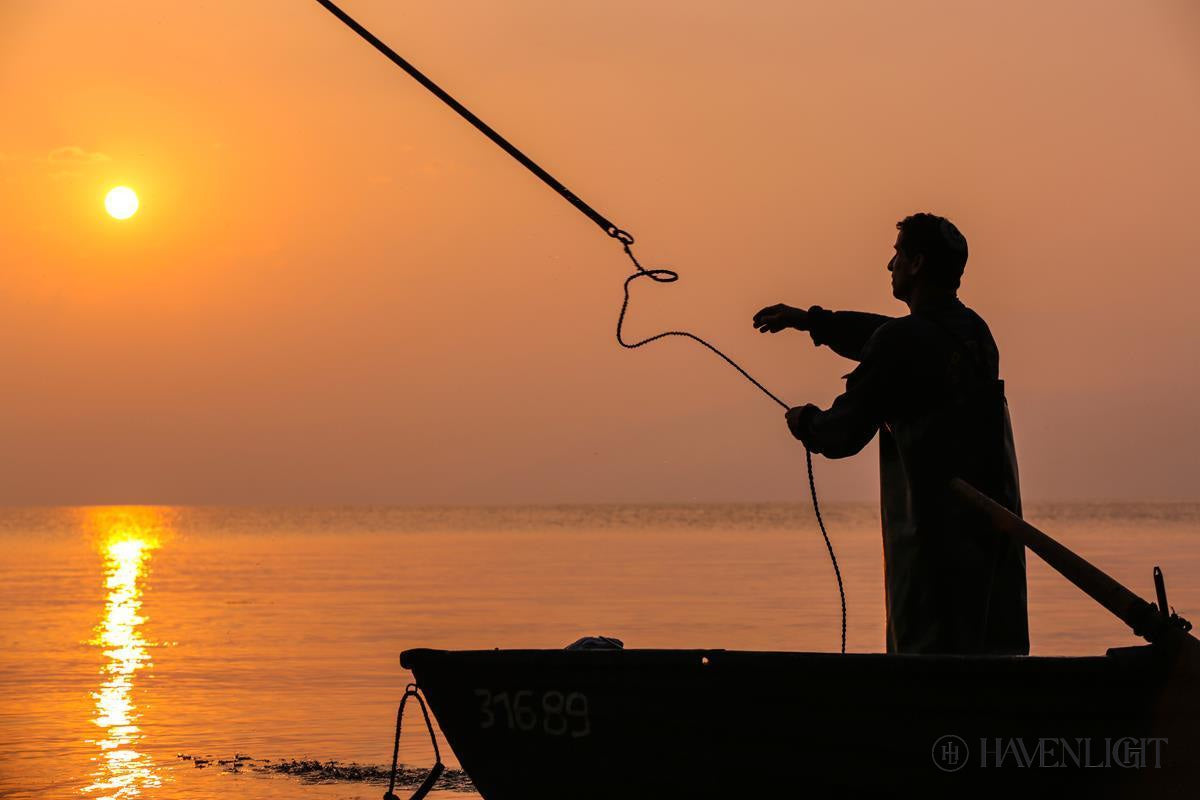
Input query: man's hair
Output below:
<box><xmin>896</xmin><ymin>213</ymin><xmax>968</xmax><ymax>289</ymax></box>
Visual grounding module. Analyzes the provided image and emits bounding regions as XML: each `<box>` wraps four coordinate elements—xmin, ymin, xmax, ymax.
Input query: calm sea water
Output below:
<box><xmin>1</xmin><ymin>504</ymin><xmax>1197</xmax><ymax>799</ymax></box>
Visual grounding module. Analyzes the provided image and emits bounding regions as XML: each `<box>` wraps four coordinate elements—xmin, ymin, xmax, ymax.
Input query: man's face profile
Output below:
<box><xmin>888</xmin><ymin>232</ymin><xmax>920</xmax><ymax>301</ymax></box>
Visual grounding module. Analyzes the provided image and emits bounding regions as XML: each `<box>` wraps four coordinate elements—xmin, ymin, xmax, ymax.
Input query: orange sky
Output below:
<box><xmin>2</xmin><ymin>0</ymin><xmax>1198</xmax><ymax>504</ymax></box>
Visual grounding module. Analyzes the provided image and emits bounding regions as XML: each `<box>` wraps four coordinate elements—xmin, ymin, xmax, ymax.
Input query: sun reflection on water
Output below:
<box><xmin>82</xmin><ymin>508</ymin><xmax>168</xmax><ymax>799</ymax></box>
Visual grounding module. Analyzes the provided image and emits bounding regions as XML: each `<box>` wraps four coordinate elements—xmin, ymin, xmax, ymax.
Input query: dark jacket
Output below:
<box><xmin>796</xmin><ymin>299</ymin><xmax>1029</xmax><ymax>655</ymax></box>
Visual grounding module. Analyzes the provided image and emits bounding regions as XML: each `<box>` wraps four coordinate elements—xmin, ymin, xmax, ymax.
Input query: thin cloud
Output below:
<box><xmin>46</xmin><ymin>145</ymin><xmax>110</xmax><ymax>165</ymax></box>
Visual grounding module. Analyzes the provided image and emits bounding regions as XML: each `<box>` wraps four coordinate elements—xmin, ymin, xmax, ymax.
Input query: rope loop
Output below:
<box><xmin>616</xmin><ymin>235</ymin><xmax>678</xmax><ymax>284</ymax></box>
<box><xmin>641</xmin><ymin>268</ymin><xmax>679</xmax><ymax>284</ymax></box>
<box><xmin>383</xmin><ymin>685</ymin><xmax>444</xmax><ymax>800</ymax></box>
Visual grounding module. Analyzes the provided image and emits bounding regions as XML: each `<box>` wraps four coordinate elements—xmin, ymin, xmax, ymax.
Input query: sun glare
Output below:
<box><xmin>104</xmin><ymin>186</ymin><xmax>139</xmax><ymax>220</ymax></box>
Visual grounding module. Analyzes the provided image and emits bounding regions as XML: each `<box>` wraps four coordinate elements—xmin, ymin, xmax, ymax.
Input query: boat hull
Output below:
<box><xmin>401</xmin><ymin>646</ymin><xmax>1198</xmax><ymax>799</ymax></box>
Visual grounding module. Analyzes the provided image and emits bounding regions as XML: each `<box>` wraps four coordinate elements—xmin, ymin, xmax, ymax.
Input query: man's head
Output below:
<box><xmin>888</xmin><ymin>213</ymin><xmax>968</xmax><ymax>301</ymax></box>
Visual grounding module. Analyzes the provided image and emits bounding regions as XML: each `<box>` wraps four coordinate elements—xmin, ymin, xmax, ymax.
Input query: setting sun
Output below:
<box><xmin>104</xmin><ymin>186</ymin><xmax>139</xmax><ymax>220</ymax></box>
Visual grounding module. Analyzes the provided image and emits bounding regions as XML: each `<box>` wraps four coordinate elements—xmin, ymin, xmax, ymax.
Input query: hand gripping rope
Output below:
<box><xmin>310</xmin><ymin>0</ymin><xmax>846</xmax><ymax>656</ymax></box>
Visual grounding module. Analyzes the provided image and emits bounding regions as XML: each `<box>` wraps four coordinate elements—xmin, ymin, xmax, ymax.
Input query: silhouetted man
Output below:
<box><xmin>753</xmin><ymin>213</ymin><xmax>1028</xmax><ymax>655</ymax></box>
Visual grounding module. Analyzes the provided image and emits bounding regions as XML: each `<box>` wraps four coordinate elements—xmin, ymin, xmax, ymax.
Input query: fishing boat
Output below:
<box><xmin>402</xmin><ymin>641</ymin><xmax>1195</xmax><ymax>799</ymax></box>
<box><xmin>388</xmin><ymin>484</ymin><xmax>1199</xmax><ymax>800</ymax></box>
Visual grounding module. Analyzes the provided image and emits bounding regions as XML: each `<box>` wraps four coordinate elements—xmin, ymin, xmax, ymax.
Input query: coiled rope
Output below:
<box><xmin>312</xmin><ymin>0</ymin><xmax>846</xmax><ymax>655</ymax></box>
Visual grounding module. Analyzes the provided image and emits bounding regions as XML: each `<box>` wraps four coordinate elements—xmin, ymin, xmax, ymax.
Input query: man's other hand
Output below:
<box><xmin>785</xmin><ymin>404</ymin><xmax>819</xmax><ymax>441</ymax></box>
<box><xmin>753</xmin><ymin>304</ymin><xmax>809</xmax><ymax>333</ymax></box>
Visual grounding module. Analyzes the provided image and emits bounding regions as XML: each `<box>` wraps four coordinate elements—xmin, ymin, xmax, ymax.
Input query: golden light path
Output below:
<box><xmin>82</xmin><ymin>509</ymin><xmax>166</xmax><ymax>800</ymax></box>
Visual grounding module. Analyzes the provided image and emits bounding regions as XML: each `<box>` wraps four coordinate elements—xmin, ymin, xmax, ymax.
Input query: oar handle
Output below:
<box><xmin>950</xmin><ymin>478</ymin><xmax>1192</xmax><ymax>647</ymax></box>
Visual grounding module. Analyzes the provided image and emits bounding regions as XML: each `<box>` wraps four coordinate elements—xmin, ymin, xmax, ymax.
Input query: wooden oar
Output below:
<box><xmin>950</xmin><ymin>478</ymin><xmax>1198</xmax><ymax>655</ymax></box>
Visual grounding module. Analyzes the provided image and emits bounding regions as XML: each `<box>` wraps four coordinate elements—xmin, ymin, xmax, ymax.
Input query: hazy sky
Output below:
<box><xmin>3</xmin><ymin>0</ymin><xmax>1198</xmax><ymax>504</ymax></box>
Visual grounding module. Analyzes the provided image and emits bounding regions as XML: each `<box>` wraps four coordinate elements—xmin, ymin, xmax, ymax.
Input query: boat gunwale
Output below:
<box><xmin>400</xmin><ymin>646</ymin><xmax>1152</xmax><ymax>672</ymax></box>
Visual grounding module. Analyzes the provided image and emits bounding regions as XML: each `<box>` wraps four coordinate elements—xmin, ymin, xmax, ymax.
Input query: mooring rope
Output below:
<box><xmin>384</xmin><ymin>685</ymin><xmax>444</xmax><ymax>800</ymax></box>
<box><xmin>312</xmin><ymin>0</ymin><xmax>846</xmax><ymax>654</ymax></box>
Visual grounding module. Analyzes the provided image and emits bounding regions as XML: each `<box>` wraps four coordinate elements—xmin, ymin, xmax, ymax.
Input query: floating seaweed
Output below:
<box><xmin>176</xmin><ymin>753</ymin><xmax>474</xmax><ymax>792</ymax></box>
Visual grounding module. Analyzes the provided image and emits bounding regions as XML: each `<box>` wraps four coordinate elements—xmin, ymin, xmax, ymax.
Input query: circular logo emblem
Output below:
<box><xmin>932</xmin><ymin>734</ymin><xmax>969</xmax><ymax>772</ymax></box>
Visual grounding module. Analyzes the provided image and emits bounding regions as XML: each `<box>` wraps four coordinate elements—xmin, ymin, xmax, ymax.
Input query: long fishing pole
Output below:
<box><xmin>309</xmin><ymin>0</ymin><xmax>846</xmax><ymax>654</ymax></box>
<box><xmin>312</xmin><ymin>0</ymin><xmax>619</xmax><ymax>239</ymax></box>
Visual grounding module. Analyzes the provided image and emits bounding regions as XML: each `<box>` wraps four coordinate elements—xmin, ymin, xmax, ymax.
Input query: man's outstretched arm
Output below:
<box><xmin>753</xmin><ymin>303</ymin><xmax>893</xmax><ymax>361</ymax></box>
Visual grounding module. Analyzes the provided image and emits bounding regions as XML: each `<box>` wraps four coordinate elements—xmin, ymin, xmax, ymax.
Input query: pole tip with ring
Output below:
<box><xmin>608</xmin><ymin>227</ymin><xmax>635</xmax><ymax>245</ymax></box>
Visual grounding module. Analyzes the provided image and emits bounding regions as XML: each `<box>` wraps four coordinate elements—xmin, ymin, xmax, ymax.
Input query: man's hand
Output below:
<box><xmin>785</xmin><ymin>404</ymin><xmax>819</xmax><ymax>441</ymax></box>
<box><xmin>753</xmin><ymin>303</ymin><xmax>809</xmax><ymax>333</ymax></box>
